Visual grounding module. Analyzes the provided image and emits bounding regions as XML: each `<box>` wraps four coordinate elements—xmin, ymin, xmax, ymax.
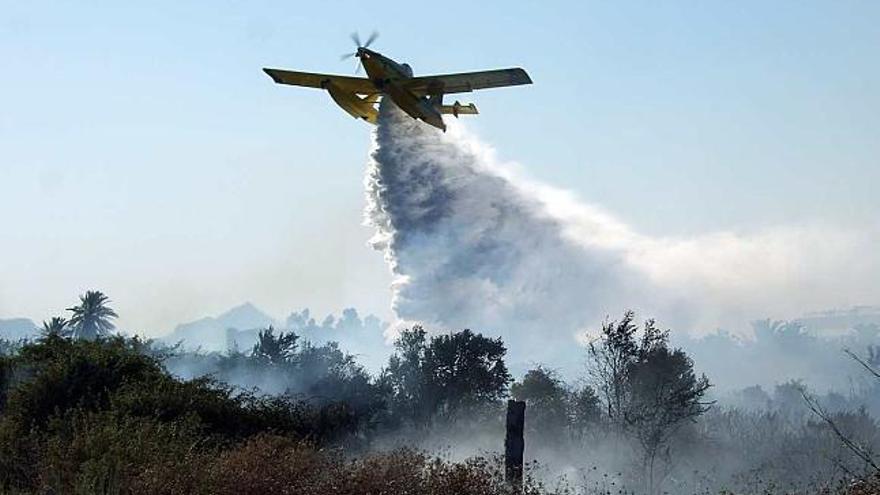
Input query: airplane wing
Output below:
<box><xmin>263</xmin><ymin>68</ymin><xmax>378</xmax><ymax>94</ymax></box>
<box><xmin>402</xmin><ymin>68</ymin><xmax>532</xmax><ymax>95</ymax></box>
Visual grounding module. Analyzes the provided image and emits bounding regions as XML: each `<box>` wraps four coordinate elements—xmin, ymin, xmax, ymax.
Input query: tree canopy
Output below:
<box><xmin>587</xmin><ymin>311</ymin><xmax>712</xmax><ymax>494</ymax></box>
<box><xmin>385</xmin><ymin>326</ymin><xmax>511</xmax><ymax>426</ymax></box>
<box><xmin>66</xmin><ymin>290</ymin><xmax>118</xmax><ymax>340</ymax></box>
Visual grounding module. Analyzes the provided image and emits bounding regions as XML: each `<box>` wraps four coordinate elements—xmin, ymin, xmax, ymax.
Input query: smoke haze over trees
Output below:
<box><xmin>3</xmin><ymin>293</ymin><xmax>878</xmax><ymax>494</ymax></box>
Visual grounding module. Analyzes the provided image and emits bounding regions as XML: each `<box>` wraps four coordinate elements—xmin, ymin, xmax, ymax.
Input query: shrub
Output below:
<box><xmin>0</xmin><ymin>336</ymin><xmax>366</xmax><ymax>492</ymax></box>
<box><xmin>133</xmin><ymin>434</ymin><xmax>549</xmax><ymax>495</ymax></box>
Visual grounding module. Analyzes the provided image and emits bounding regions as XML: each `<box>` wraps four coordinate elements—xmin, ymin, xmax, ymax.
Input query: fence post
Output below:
<box><xmin>505</xmin><ymin>399</ymin><xmax>526</xmax><ymax>490</ymax></box>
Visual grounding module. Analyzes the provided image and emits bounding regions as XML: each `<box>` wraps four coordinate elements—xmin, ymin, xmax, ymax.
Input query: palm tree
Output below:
<box><xmin>40</xmin><ymin>316</ymin><xmax>69</xmax><ymax>337</ymax></box>
<box><xmin>66</xmin><ymin>290</ymin><xmax>118</xmax><ymax>340</ymax></box>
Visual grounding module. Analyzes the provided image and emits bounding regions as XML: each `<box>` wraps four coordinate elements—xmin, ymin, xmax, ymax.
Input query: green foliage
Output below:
<box><xmin>512</xmin><ymin>366</ymin><xmax>569</xmax><ymax>437</ymax></box>
<box><xmin>9</xmin><ymin>297</ymin><xmax>869</xmax><ymax>494</ymax></box>
<box><xmin>0</xmin><ymin>335</ymin><xmax>361</xmax><ymax>492</ymax></box>
<box><xmin>586</xmin><ymin>311</ymin><xmax>712</xmax><ymax>494</ymax></box>
<box><xmin>423</xmin><ymin>329</ymin><xmax>510</xmax><ymax>408</ymax></box>
<box><xmin>0</xmin><ymin>331</ymin><xmax>543</xmax><ymax>494</ymax></box>
<box><xmin>626</xmin><ymin>344</ymin><xmax>712</xmax><ymax>455</ymax></box>
<box><xmin>511</xmin><ymin>366</ymin><xmax>602</xmax><ymax>441</ymax></box>
<box><xmin>384</xmin><ymin>326</ymin><xmax>512</xmax><ymax>426</ymax></box>
<box><xmin>38</xmin><ymin>410</ymin><xmax>206</xmax><ymax>494</ymax></box>
<box><xmin>5</xmin><ymin>335</ymin><xmax>166</xmax><ymax>431</ymax></box>
<box><xmin>205</xmin><ymin>327</ymin><xmax>387</xmax><ymax>431</ymax></box>
<box><xmin>40</xmin><ymin>316</ymin><xmax>69</xmax><ymax>338</ymax></box>
<box><xmin>250</xmin><ymin>326</ymin><xmax>298</xmax><ymax>365</ymax></box>
<box><xmin>66</xmin><ymin>290</ymin><xmax>118</xmax><ymax>340</ymax></box>
<box><xmin>588</xmin><ymin>312</ymin><xmax>711</xmax><ymax>432</ymax></box>
<box><xmin>569</xmin><ymin>384</ymin><xmax>601</xmax><ymax>434</ymax></box>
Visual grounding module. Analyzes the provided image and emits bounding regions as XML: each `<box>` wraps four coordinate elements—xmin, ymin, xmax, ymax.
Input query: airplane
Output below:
<box><xmin>263</xmin><ymin>32</ymin><xmax>532</xmax><ymax>132</ymax></box>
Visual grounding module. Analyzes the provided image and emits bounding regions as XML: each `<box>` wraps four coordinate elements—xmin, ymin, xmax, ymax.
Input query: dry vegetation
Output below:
<box><xmin>0</xmin><ymin>335</ymin><xmax>550</xmax><ymax>495</ymax></box>
<box><xmin>2</xmin><ymin>295</ymin><xmax>878</xmax><ymax>494</ymax></box>
<box><xmin>133</xmin><ymin>435</ymin><xmax>548</xmax><ymax>495</ymax></box>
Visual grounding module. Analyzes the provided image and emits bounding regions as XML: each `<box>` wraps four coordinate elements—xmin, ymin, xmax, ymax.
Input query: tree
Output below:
<box><xmin>296</xmin><ymin>341</ymin><xmax>385</xmax><ymax>425</ymax></box>
<box><xmin>569</xmin><ymin>384</ymin><xmax>601</xmax><ymax>436</ymax></box>
<box><xmin>587</xmin><ymin>311</ymin><xmax>711</xmax><ymax>494</ymax></box>
<box><xmin>40</xmin><ymin>317</ymin><xmax>69</xmax><ymax>338</ymax></box>
<box><xmin>511</xmin><ymin>366</ymin><xmax>569</xmax><ymax>439</ymax></box>
<box><xmin>385</xmin><ymin>326</ymin><xmax>511</xmax><ymax>426</ymax></box>
<box><xmin>422</xmin><ymin>328</ymin><xmax>511</xmax><ymax>415</ymax></box>
<box><xmin>251</xmin><ymin>326</ymin><xmax>298</xmax><ymax>365</ymax></box>
<box><xmin>66</xmin><ymin>291</ymin><xmax>118</xmax><ymax>340</ymax></box>
<box><xmin>384</xmin><ymin>326</ymin><xmax>430</xmax><ymax>426</ymax></box>
<box><xmin>801</xmin><ymin>349</ymin><xmax>880</xmax><ymax>479</ymax></box>
<box><xmin>773</xmin><ymin>379</ymin><xmax>808</xmax><ymax>419</ymax></box>
<box><xmin>587</xmin><ymin>311</ymin><xmax>640</xmax><ymax>424</ymax></box>
<box><xmin>626</xmin><ymin>345</ymin><xmax>712</xmax><ymax>494</ymax></box>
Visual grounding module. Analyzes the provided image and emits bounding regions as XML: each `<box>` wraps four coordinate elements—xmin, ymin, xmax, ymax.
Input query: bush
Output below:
<box><xmin>0</xmin><ymin>335</ymin><xmax>541</xmax><ymax>495</ymax></box>
<box><xmin>133</xmin><ymin>434</ymin><xmax>549</xmax><ymax>495</ymax></box>
<box><xmin>0</xmin><ymin>336</ymin><xmax>364</xmax><ymax>492</ymax></box>
<box><xmin>38</xmin><ymin>410</ymin><xmax>207</xmax><ymax>494</ymax></box>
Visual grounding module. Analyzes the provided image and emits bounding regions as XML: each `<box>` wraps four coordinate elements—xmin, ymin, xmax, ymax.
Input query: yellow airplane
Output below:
<box><xmin>263</xmin><ymin>32</ymin><xmax>532</xmax><ymax>132</ymax></box>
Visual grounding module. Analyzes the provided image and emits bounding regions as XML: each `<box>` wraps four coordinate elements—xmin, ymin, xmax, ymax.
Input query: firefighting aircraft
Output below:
<box><xmin>263</xmin><ymin>32</ymin><xmax>532</xmax><ymax>131</ymax></box>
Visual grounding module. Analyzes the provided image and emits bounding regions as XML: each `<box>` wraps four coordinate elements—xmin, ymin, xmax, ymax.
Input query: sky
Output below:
<box><xmin>1</xmin><ymin>1</ymin><xmax>878</xmax><ymax>335</ymax></box>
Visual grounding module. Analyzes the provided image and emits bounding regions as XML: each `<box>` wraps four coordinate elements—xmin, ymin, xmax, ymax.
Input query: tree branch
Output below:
<box><xmin>844</xmin><ymin>348</ymin><xmax>880</xmax><ymax>380</ymax></box>
<box><xmin>801</xmin><ymin>389</ymin><xmax>879</xmax><ymax>472</ymax></box>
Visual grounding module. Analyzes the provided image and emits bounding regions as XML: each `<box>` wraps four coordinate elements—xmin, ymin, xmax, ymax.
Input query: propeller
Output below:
<box><xmin>340</xmin><ymin>31</ymin><xmax>379</xmax><ymax>74</ymax></box>
<box><xmin>350</xmin><ymin>31</ymin><xmax>379</xmax><ymax>49</ymax></box>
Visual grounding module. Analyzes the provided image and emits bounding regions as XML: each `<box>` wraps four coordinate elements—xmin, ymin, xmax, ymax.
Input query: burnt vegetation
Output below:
<box><xmin>0</xmin><ymin>292</ymin><xmax>878</xmax><ymax>494</ymax></box>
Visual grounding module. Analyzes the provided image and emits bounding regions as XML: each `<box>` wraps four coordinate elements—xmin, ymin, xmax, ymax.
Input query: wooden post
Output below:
<box><xmin>505</xmin><ymin>399</ymin><xmax>526</xmax><ymax>490</ymax></box>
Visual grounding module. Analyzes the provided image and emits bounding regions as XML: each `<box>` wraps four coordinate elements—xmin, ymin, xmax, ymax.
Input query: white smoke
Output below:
<box><xmin>364</xmin><ymin>101</ymin><xmax>880</xmax><ymax>367</ymax></box>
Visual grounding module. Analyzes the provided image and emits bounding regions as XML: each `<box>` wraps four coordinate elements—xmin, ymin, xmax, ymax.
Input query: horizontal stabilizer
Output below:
<box><xmin>440</xmin><ymin>101</ymin><xmax>479</xmax><ymax>117</ymax></box>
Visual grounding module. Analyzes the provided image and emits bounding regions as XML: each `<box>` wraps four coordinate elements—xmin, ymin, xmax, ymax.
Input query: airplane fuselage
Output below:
<box><xmin>358</xmin><ymin>48</ymin><xmax>447</xmax><ymax>131</ymax></box>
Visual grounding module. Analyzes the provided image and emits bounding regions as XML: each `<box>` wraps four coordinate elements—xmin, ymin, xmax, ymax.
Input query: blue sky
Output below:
<box><xmin>2</xmin><ymin>1</ymin><xmax>878</xmax><ymax>333</ymax></box>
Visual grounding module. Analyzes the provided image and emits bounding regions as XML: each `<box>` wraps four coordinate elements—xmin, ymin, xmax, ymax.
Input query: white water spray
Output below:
<box><xmin>365</xmin><ymin>101</ymin><xmax>879</xmax><ymax>368</ymax></box>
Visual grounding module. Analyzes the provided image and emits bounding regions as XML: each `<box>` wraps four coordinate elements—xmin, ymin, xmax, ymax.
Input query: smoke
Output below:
<box><xmin>364</xmin><ymin>101</ymin><xmax>880</xmax><ymax>367</ymax></box>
